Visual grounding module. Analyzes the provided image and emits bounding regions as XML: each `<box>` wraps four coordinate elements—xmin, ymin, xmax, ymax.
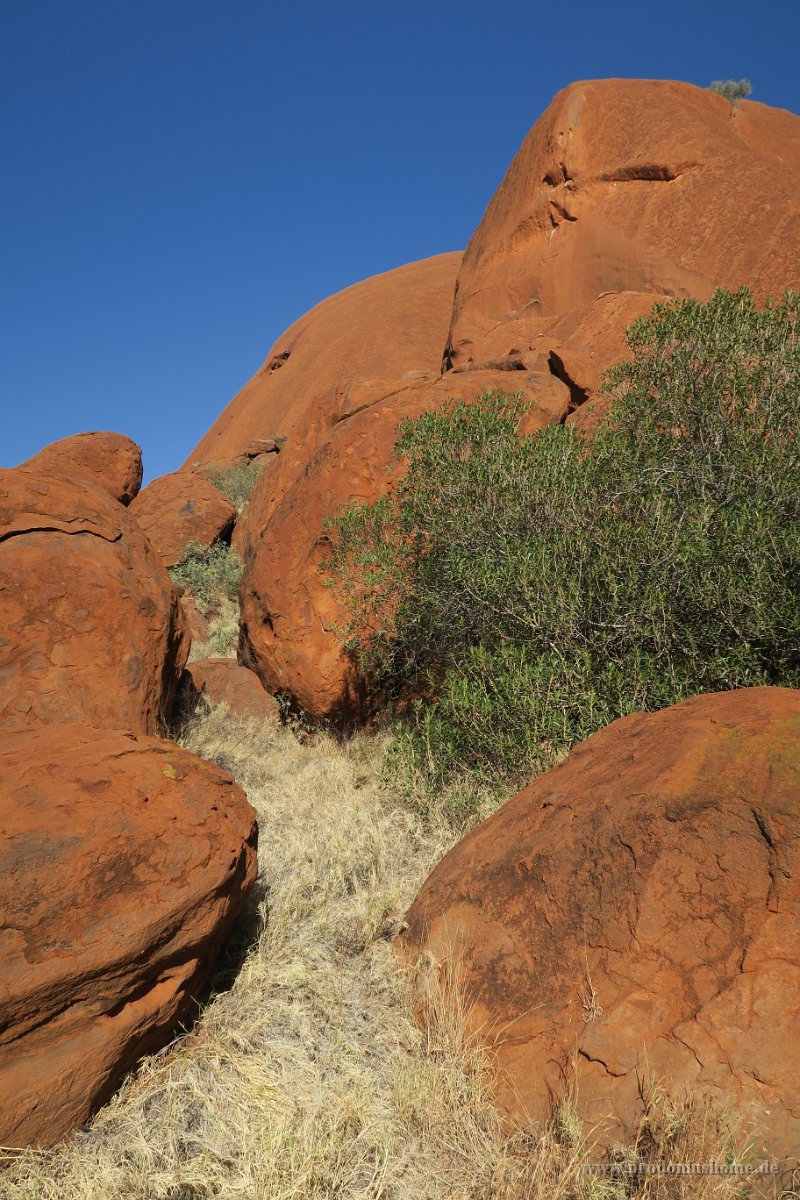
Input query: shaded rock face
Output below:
<box><xmin>238</xmin><ymin>368</ymin><xmax>570</xmax><ymax>718</ymax></box>
<box><xmin>445</xmin><ymin>80</ymin><xmax>800</xmax><ymax>425</ymax></box>
<box><xmin>18</xmin><ymin>431</ymin><xmax>144</xmax><ymax>506</ymax></box>
<box><xmin>0</xmin><ymin>722</ymin><xmax>257</xmax><ymax>1148</ymax></box>
<box><xmin>180</xmin><ymin>658</ymin><xmax>280</xmax><ymax>723</ymax></box>
<box><xmin>400</xmin><ymin>688</ymin><xmax>800</xmax><ymax>1160</ymax></box>
<box><xmin>0</xmin><ymin>469</ymin><xmax>189</xmax><ymax>735</ymax></box>
<box><xmin>130</xmin><ymin>471</ymin><xmax>237</xmax><ymax>570</ymax></box>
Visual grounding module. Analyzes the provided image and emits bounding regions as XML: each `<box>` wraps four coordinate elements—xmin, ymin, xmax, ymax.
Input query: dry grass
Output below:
<box><xmin>187</xmin><ymin>596</ymin><xmax>240</xmax><ymax>661</ymax></box>
<box><xmin>2</xmin><ymin>706</ymin><xmax>771</xmax><ymax>1199</ymax></box>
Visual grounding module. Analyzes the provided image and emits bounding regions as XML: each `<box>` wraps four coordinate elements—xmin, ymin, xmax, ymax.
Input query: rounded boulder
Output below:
<box><xmin>0</xmin><ymin>722</ymin><xmax>257</xmax><ymax>1148</ymax></box>
<box><xmin>400</xmin><ymin>687</ymin><xmax>800</xmax><ymax>1161</ymax></box>
<box><xmin>19</xmin><ymin>430</ymin><xmax>144</xmax><ymax>506</ymax></box>
<box><xmin>130</xmin><ymin>471</ymin><xmax>237</xmax><ymax>569</ymax></box>
<box><xmin>180</xmin><ymin>658</ymin><xmax>281</xmax><ymax>723</ymax></box>
<box><xmin>0</xmin><ymin>468</ymin><xmax>189</xmax><ymax>734</ymax></box>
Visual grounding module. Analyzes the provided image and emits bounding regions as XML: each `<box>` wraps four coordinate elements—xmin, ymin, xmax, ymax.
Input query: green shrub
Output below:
<box><xmin>205</xmin><ymin>460</ymin><xmax>263</xmax><ymax>510</ymax></box>
<box><xmin>170</xmin><ymin>540</ymin><xmax>244</xmax><ymax>618</ymax></box>
<box><xmin>709</xmin><ymin>78</ymin><xmax>752</xmax><ymax>103</ymax></box>
<box><xmin>325</xmin><ymin>288</ymin><xmax>800</xmax><ymax>795</ymax></box>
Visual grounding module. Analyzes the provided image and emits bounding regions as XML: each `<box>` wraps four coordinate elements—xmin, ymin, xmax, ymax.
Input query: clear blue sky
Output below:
<box><xmin>2</xmin><ymin>0</ymin><xmax>798</xmax><ymax>482</ymax></box>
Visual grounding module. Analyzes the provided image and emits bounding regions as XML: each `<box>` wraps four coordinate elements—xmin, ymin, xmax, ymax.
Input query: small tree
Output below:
<box><xmin>709</xmin><ymin>78</ymin><xmax>752</xmax><ymax>103</ymax></box>
<box><xmin>325</xmin><ymin>288</ymin><xmax>800</xmax><ymax>797</ymax></box>
<box><xmin>169</xmin><ymin>540</ymin><xmax>244</xmax><ymax>617</ymax></box>
<box><xmin>204</xmin><ymin>460</ymin><xmax>263</xmax><ymax>511</ymax></box>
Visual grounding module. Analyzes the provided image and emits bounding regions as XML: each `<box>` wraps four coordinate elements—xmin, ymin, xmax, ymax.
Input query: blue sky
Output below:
<box><xmin>2</xmin><ymin>0</ymin><xmax>798</xmax><ymax>482</ymax></box>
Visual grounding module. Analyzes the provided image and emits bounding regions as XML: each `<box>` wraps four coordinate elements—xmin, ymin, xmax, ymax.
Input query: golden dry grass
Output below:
<box><xmin>1</xmin><ymin>705</ymin><xmax>772</xmax><ymax>1200</ymax></box>
<box><xmin>187</xmin><ymin>596</ymin><xmax>241</xmax><ymax>662</ymax></box>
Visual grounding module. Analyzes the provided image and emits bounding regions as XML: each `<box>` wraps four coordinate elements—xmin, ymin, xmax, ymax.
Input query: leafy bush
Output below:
<box><xmin>326</xmin><ymin>288</ymin><xmax>800</xmax><ymax>793</ymax></box>
<box><xmin>709</xmin><ymin>78</ymin><xmax>752</xmax><ymax>103</ymax></box>
<box><xmin>170</xmin><ymin>540</ymin><xmax>244</xmax><ymax>618</ymax></box>
<box><xmin>205</xmin><ymin>460</ymin><xmax>263</xmax><ymax>510</ymax></box>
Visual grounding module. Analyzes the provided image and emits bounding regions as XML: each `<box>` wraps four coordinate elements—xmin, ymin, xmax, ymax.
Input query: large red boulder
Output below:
<box><xmin>18</xmin><ymin>430</ymin><xmax>143</xmax><ymax>506</ymax></box>
<box><xmin>0</xmin><ymin>469</ymin><xmax>189</xmax><ymax>735</ymax></box>
<box><xmin>180</xmin><ymin>658</ymin><xmax>280</xmax><ymax>723</ymax></box>
<box><xmin>0</xmin><ymin>722</ymin><xmax>257</xmax><ymax>1148</ymax></box>
<box><xmin>238</xmin><ymin>368</ymin><xmax>570</xmax><ymax>717</ymax></box>
<box><xmin>400</xmin><ymin>688</ymin><xmax>800</xmax><ymax>1160</ymax></box>
<box><xmin>444</xmin><ymin>79</ymin><xmax>800</xmax><ymax>425</ymax></box>
<box><xmin>130</xmin><ymin>471</ymin><xmax>237</xmax><ymax>569</ymax></box>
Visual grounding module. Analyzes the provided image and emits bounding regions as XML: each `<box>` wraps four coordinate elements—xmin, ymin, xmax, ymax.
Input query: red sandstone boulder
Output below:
<box><xmin>18</xmin><ymin>430</ymin><xmax>144</xmax><ymax>506</ymax></box>
<box><xmin>180</xmin><ymin>658</ymin><xmax>280</xmax><ymax>722</ymax></box>
<box><xmin>182</xmin><ymin>594</ymin><xmax>210</xmax><ymax>643</ymax></box>
<box><xmin>0</xmin><ymin>722</ymin><xmax>257</xmax><ymax>1148</ymax></box>
<box><xmin>130</xmin><ymin>471</ymin><xmax>237</xmax><ymax>569</ymax></box>
<box><xmin>238</xmin><ymin>368</ymin><xmax>570</xmax><ymax>717</ymax></box>
<box><xmin>400</xmin><ymin>687</ymin><xmax>800</xmax><ymax>1160</ymax></box>
<box><xmin>445</xmin><ymin>80</ymin><xmax>800</xmax><ymax>421</ymax></box>
<box><xmin>0</xmin><ymin>469</ymin><xmax>189</xmax><ymax>734</ymax></box>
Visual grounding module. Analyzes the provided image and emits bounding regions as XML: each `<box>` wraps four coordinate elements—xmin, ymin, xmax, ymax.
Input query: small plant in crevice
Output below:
<box><xmin>205</xmin><ymin>460</ymin><xmax>264</xmax><ymax>510</ymax></box>
<box><xmin>170</xmin><ymin>540</ymin><xmax>243</xmax><ymax>620</ymax></box>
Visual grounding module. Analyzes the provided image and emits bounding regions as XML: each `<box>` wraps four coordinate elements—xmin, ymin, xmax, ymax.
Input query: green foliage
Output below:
<box><xmin>170</xmin><ymin>540</ymin><xmax>244</xmax><ymax>618</ymax></box>
<box><xmin>708</xmin><ymin>78</ymin><xmax>752</xmax><ymax>103</ymax></box>
<box><xmin>325</xmin><ymin>288</ymin><xmax>800</xmax><ymax>797</ymax></box>
<box><xmin>205</xmin><ymin>460</ymin><xmax>263</xmax><ymax>510</ymax></box>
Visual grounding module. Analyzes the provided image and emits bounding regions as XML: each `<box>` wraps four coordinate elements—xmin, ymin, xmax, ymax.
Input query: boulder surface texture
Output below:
<box><xmin>130</xmin><ymin>471</ymin><xmax>237</xmax><ymax>570</ymax></box>
<box><xmin>18</xmin><ymin>430</ymin><xmax>144</xmax><ymax>506</ymax></box>
<box><xmin>0</xmin><ymin>468</ymin><xmax>188</xmax><ymax>734</ymax></box>
<box><xmin>180</xmin><ymin>658</ymin><xmax>280</xmax><ymax>722</ymax></box>
<box><xmin>400</xmin><ymin>687</ymin><xmax>800</xmax><ymax>1161</ymax></box>
<box><xmin>0</xmin><ymin>722</ymin><xmax>258</xmax><ymax>1148</ymax></box>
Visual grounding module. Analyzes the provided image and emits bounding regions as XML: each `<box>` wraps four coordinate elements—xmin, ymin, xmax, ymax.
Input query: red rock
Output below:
<box><xmin>444</xmin><ymin>80</ymin><xmax>800</xmax><ymax>416</ymax></box>
<box><xmin>182</xmin><ymin>594</ymin><xmax>210</xmax><ymax>643</ymax></box>
<box><xmin>181</xmin><ymin>658</ymin><xmax>280</xmax><ymax>722</ymax></box>
<box><xmin>130</xmin><ymin>471</ymin><xmax>237</xmax><ymax>569</ymax></box>
<box><xmin>238</xmin><ymin>368</ymin><xmax>570</xmax><ymax>717</ymax></box>
<box><xmin>0</xmin><ymin>469</ymin><xmax>189</xmax><ymax>735</ymax></box>
<box><xmin>183</xmin><ymin>253</ymin><xmax>462</xmax><ymax>474</ymax></box>
<box><xmin>400</xmin><ymin>687</ymin><xmax>800</xmax><ymax>1160</ymax></box>
<box><xmin>18</xmin><ymin>431</ymin><xmax>143</xmax><ymax>506</ymax></box>
<box><xmin>0</xmin><ymin>722</ymin><xmax>257</xmax><ymax>1148</ymax></box>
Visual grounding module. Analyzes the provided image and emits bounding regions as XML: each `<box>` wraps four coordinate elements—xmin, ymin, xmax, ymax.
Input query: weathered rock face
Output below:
<box><xmin>18</xmin><ymin>431</ymin><xmax>144</xmax><ymax>506</ymax></box>
<box><xmin>0</xmin><ymin>722</ymin><xmax>257</xmax><ymax>1148</ymax></box>
<box><xmin>180</xmin><ymin>658</ymin><xmax>280</xmax><ymax>723</ymax></box>
<box><xmin>238</xmin><ymin>368</ymin><xmax>570</xmax><ymax>718</ymax></box>
<box><xmin>400</xmin><ymin>687</ymin><xmax>800</xmax><ymax>1160</ymax></box>
<box><xmin>183</xmin><ymin>252</ymin><xmax>462</xmax><ymax>472</ymax></box>
<box><xmin>0</xmin><ymin>469</ymin><xmax>189</xmax><ymax>734</ymax></box>
<box><xmin>444</xmin><ymin>80</ymin><xmax>800</xmax><ymax>422</ymax></box>
<box><xmin>130</xmin><ymin>471</ymin><xmax>237</xmax><ymax>569</ymax></box>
